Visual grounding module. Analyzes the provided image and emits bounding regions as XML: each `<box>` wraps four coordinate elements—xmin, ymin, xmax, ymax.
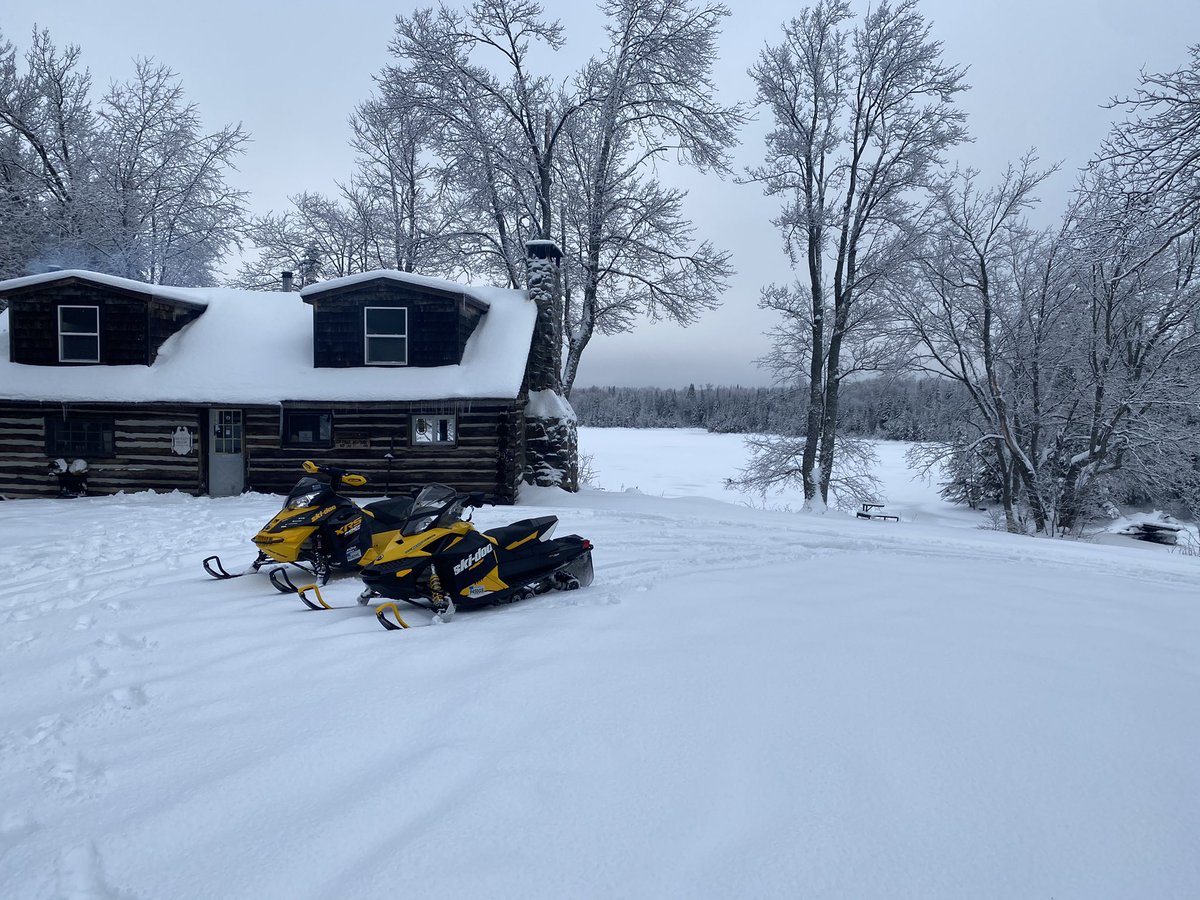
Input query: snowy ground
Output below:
<box><xmin>2</xmin><ymin>428</ymin><xmax>1198</xmax><ymax>899</ymax></box>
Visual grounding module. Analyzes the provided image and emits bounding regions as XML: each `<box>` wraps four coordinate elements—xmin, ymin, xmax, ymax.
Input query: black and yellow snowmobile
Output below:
<box><xmin>202</xmin><ymin>461</ymin><xmax>414</xmax><ymax>592</ymax></box>
<box><xmin>296</xmin><ymin>483</ymin><xmax>594</xmax><ymax>630</ymax></box>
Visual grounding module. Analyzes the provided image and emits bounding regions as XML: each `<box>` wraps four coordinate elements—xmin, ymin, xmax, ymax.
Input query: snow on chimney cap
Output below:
<box><xmin>525</xmin><ymin>240</ymin><xmax>562</xmax><ymax>262</ymax></box>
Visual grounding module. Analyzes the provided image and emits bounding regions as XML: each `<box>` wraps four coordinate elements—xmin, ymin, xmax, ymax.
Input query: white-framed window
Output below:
<box><xmin>59</xmin><ymin>305</ymin><xmax>100</xmax><ymax>362</ymax></box>
<box><xmin>411</xmin><ymin>415</ymin><xmax>456</xmax><ymax>446</ymax></box>
<box><xmin>364</xmin><ymin>307</ymin><xmax>408</xmax><ymax>365</ymax></box>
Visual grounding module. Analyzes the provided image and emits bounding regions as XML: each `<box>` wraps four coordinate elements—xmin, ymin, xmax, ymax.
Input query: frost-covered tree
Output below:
<box><xmin>890</xmin><ymin>156</ymin><xmax>1062</xmax><ymax>532</ymax></box>
<box><xmin>895</xmin><ymin>155</ymin><xmax>1200</xmax><ymax>534</ymax></box>
<box><xmin>380</xmin><ymin>0</ymin><xmax>743</xmax><ymax>486</ymax></box>
<box><xmin>1100</xmin><ymin>44</ymin><xmax>1200</xmax><ymax>248</ymax></box>
<box><xmin>0</xmin><ymin>27</ymin><xmax>247</xmax><ymax>285</ymax></box>
<box><xmin>382</xmin><ymin>0</ymin><xmax>570</xmax><ymax>289</ymax></box>
<box><xmin>743</xmin><ymin>0</ymin><xmax>968</xmax><ymax>510</ymax></box>
<box><xmin>0</xmin><ymin>27</ymin><xmax>103</xmax><ymax>274</ymax></box>
<box><xmin>1049</xmin><ymin>173</ymin><xmax>1200</xmax><ymax>531</ymax></box>
<box><xmin>234</xmin><ymin>96</ymin><xmax>463</xmax><ymax>289</ymax></box>
<box><xmin>558</xmin><ymin>0</ymin><xmax>743</xmax><ymax>396</ymax></box>
<box><xmin>347</xmin><ymin>97</ymin><xmax>467</xmax><ymax>276</ymax></box>
<box><xmin>234</xmin><ymin>190</ymin><xmax>383</xmax><ymax>289</ymax></box>
<box><xmin>96</xmin><ymin>59</ymin><xmax>248</xmax><ymax>285</ymax></box>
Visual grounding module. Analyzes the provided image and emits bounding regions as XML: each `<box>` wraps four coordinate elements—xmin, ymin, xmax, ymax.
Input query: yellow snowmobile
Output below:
<box><xmin>202</xmin><ymin>461</ymin><xmax>414</xmax><ymax>592</ymax></box>
<box><xmin>295</xmin><ymin>483</ymin><xmax>594</xmax><ymax>630</ymax></box>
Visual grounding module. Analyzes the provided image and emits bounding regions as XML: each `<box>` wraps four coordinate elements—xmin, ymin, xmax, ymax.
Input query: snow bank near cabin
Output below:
<box><xmin>0</xmin><ymin>272</ymin><xmax>535</xmax><ymax>404</ymax></box>
<box><xmin>525</xmin><ymin>388</ymin><xmax>576</xmax><ymax>420</ymax></box>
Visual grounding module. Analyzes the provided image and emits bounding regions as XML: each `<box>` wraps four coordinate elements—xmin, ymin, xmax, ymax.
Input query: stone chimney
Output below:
<box><xmin>281</xmin><ymin>271</ymin><xmax>294</xmax><ymax>292</ymax></box>
<box><xmin>522</xmin><ymin>240</ymin><xmax>578</xmax><ymax>492</ymax></box>
<box><xmin>523</xmin><ymin>241</ymin><xmax>564</xmax><ymax>394</ymax></box>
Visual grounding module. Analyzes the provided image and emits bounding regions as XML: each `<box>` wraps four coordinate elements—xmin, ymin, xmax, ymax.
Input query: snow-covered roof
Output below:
<box><xmin>0</xmin><ymin>269</ymin><xmax>206</xmax><ymax>310</ymax></box>
<box><xmin>299</xmin><ymin>269</ymin><xmax>490</xmax><ymax>310</ymax></box>
<box><xmin>0</xmin><ymin>269</ymin><xmax>535</xmax><ymax>404</ymax></box>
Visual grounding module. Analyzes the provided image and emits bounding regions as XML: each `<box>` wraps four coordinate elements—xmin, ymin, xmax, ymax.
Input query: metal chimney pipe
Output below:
<box><xmin>281</xmin><ymin>271</ymin><xmax>294</xmax><ymax>292</ymax></box>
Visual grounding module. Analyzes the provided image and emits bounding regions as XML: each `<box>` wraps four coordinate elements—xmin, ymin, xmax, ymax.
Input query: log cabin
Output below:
<box><xmin>0</xmin><ymin>268</ymin><xmax>536</xmax><ymax>502</ymax></box>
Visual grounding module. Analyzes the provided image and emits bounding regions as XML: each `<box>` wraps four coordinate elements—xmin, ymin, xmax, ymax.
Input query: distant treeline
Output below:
<box><xmin>572</xmin><ymin>378</ymin><xmax>968</xmax><ymax>441</ymax></box>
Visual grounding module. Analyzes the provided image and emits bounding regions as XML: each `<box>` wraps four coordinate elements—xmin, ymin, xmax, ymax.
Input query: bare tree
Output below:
<box><xmin>744</xmin><ymin>0</ymin><xmax>968</xmax><ymax>510</ymax></box>
<box><xmin>348</xmin><ymin>97</ymin><xmax>468</xmax><ymax>276</ymax></box>
<box><xmin>890</xmin><ymin>157</ymin><xmax>1059</xmax><ymax>532</ymax></box>
<box><xmin>894</xmin><ymin>154</ymin><xmax>1200</xmax><ymax>534</ymax></box>
<box><xmin>0</xmin><ymin>27</ymin><xmax>102</xmax><ymax>272</ymax></box>
<box><xmin>384</xmin><ymin>0</ymin><xmax>744</xmax><ymax>398</ymax></box>
<box><xmin>1050</xmin><ymin>172</ymin><xmax>1200</xmax><ymax>531</ymax></box>
<box><xmin>0</xmin><ymin>28</ymin><xmax>247</xmax><ymax>285</ymax></box>
<box><xmin>1100</xmin><ymin>44</ymin><xmax>1200</xmax><ymax>247</ymax></box>
<box><xmin>558</xmin><ymin>0</ymin><xmax>744</xmax><ymax>396</ymax></box>
<box><xmin>234</xmin><ymin>190</ymin><xmax>380</xmax><ymax>288</ymax></box>
<box><xmin>383</xmin><ymin>0</ymin><xmax>573</xmax><ymax>290</ymax></box>
<box><xmin>97</xmin><ymin>59</ymin><xmax>248</xmax><ymax>285</ymax></box>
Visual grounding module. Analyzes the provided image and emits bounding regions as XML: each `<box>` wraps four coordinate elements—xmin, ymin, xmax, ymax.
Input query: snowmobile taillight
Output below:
<box><xmin>581</xmin><ymin>540</ymin><xmax>593</xmax><ymax>551</ymax></box>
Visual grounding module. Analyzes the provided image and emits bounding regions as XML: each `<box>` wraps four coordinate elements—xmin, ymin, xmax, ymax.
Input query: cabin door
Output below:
<box><xmin>208</xmin><ymin>408</ymin><xmax>245</xmax><ymax>496</ymax></box>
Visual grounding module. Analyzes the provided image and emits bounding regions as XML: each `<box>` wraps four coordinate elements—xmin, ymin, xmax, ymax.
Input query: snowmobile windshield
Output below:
<box><xmin>402</xmin><ymin>484</ymin><xmax>462</xmax><ymax>535</ymax></box>
<box><xmin>286</xmin><ymin>476</ymin><xmax>328</xmax><ymax>510</ymax></box>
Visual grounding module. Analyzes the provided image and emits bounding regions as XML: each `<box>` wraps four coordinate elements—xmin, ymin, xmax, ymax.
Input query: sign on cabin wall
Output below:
<box><xmin>335</xmin><ymin>430</ymin><xmax>370</xmax><ymax>450</ymax></box>
<box><xmin>171</xmin><ymin>426</ymin><xmax>195</xmax><ymax>456</ymax></box>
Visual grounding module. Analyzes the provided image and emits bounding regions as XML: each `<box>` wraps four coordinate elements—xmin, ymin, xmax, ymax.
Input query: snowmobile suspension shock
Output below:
<box><xmin>429</xmin><ymin>571</ymin><xmax>449</xmax><ymax>610</ymax></box>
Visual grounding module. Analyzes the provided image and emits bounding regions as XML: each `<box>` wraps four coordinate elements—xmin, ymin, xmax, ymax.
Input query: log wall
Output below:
<box><xmin>247</xmin><ymin>399</ymin><xmax>523</xmax><ymax>502</ymax></box>
<box><xmin>0</xmin><ymin>399</ymin><xmax>524</xmax><ymax>503</ymax></box>
<box><xmin>0</xmin><ymin>401</ymin><xmax>204</xmax><ymax>498</ymax></box>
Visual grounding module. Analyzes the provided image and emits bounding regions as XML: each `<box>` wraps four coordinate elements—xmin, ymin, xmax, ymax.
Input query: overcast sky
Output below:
<box><xmin>4</xmin><ymin>0</ymin><xmax>1200</xmax><ymax>387</ymax></box>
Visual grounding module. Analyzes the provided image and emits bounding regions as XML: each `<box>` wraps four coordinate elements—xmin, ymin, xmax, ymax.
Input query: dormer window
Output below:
<box><xmin>59</xmin><ymin>306</ymin><xmax>100</xmax><ymax>362</ymax></box>
<box><xmin>364</xmin><ymin>307</ymin><xmax>407</xmax><ymax>365</ymax></box>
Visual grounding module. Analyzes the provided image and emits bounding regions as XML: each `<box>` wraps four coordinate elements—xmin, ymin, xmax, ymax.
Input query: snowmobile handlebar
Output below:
<box><xmin>301</xmin><ymin>460</ymin><xmax>367</xmax><ymax>488</ymax></box>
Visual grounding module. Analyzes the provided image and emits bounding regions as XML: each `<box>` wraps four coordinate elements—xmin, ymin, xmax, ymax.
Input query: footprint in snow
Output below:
<box><xmin>43</xmin><ymin>752</ymin><xmax>109</xmax><ymax>800</ymax></box>
<box><xmin>0</xmin><ymin>810</ymin><xmax>40</xmax><ymax>859</ymax></box>
<box><xmin>58</xmin><ymin>842</ymin><xmax>140</xmax><ymax>900</ymax></box>
<box><xmin>96</xmin><ymin>632</ymin><xmax>153</xmax><ymax>652</ymax></box>
<box><xmin>75</xmin><ymin>655</ymin><xmax>109</xmax><ymax>688</ymax></box>
<box><xmin>104</xmin><ymin>685</ymin><xmax>149</xmax><ymax>712</ymax></box>
<box><xmin>5</xmin><ymin>631</ymin><xmax>39</xmax><ymax>651</ymax></box>
<box><xmin>23</xmin><ymin>714</ymin><xmax>70</xmax><ymax>751</ymax></box>
<box><xmin>74</xmin><ymin>614</ymin><xmax>96</xmax><ymax>631</ymax></box>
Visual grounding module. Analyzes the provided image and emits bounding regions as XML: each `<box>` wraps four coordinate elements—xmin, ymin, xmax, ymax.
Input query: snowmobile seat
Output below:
<box><xmin>364</xmin><ymin>498</ymin><xmax>416</xmax><ymax>528</ymax></box>
<box><xmin>484</xmin><ymin>516</ymin><xmax>557</xmax><ymax>550</ymax></box>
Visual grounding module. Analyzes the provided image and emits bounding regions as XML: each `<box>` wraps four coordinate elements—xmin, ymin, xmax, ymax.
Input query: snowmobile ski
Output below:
<box><xmin>295</xmin><ymin>583</ymin><xmax>333</xmax><ymax>610</ymax></box>
<box><xmin>374</xmin><ymin>599</ymin><xmax>455</xmax><ymax>630</ymax></box>
<box><xmin>269</xmin><ymin>566</ymin><xmax>307</xmax><ymax>594</ymax></box>
<box><xmin>375</xmin><ymin>602</ymin><xmax>412</xmax><ymax>630</ymax></box>
<box><xmin>203</xmin><ymin>554</ymin><xmax>264</xmax><ymax>580</ymax></box>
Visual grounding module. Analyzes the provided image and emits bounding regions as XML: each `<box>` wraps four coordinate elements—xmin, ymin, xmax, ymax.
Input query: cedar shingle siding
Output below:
<box><xmin>305</xmin><ymin>278</ymin><xmax>487</xmax><ymax>368</ymax></box>
<box><xmin>6</xmin><ymin>276</ymin><xmax>201</xmax><ymax>366</ymax></box>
